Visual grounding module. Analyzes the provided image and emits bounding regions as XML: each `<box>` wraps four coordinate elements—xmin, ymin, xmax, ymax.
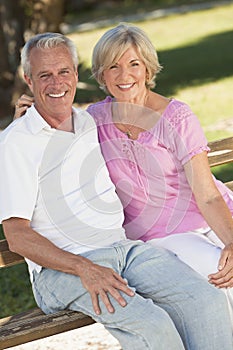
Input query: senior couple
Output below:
<box><xmin>1</xmin><ymin>24</ymin><xmax>233</xmax><ymax>349</ymax></box>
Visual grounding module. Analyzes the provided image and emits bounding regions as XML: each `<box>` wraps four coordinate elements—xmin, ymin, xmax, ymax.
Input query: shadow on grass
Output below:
<box><xmin>157</xmin><ymin>29</ymin><xmax>233</xmax><ymax>95</ymax></box>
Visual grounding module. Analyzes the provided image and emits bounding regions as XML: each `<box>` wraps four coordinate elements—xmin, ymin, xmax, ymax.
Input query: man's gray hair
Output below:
<box><xmin>21</xmin><ymin>32</ymin><xmax>78</xmax><ymax>77</ymax></box>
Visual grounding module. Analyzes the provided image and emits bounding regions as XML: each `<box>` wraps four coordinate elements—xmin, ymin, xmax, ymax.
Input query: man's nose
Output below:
<box><xmin>50</xmin><ymin>75</ymin><xmax>62</xmax><ymax>84</ymax></box>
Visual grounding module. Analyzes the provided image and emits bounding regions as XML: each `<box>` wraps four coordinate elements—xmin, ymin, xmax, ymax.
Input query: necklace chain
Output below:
<box><xmin>123</xmin><ymin>124</ymin><xmax>136</xmax><ymax>139</ymax></box>
<box><xmin>114</xmin><ymin>92</ymin><xmax>149</xmax><ymax>139</ymax></box>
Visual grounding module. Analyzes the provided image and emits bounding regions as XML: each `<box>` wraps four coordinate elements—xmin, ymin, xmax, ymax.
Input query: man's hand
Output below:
<box><xmin>208</xmin><ymin>243</ymin><xmax>233</xmax><ymax>288</ymax></box>
<box><xmin>79</xmin><ymin>261</ymin><xmax>135</xmax><ymax>315</ymax></box>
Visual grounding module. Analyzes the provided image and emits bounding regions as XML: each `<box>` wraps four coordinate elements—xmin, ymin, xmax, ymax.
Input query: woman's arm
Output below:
<box><xmin>14</xmin><ymin>94</ymin><xmax>34</xmax><ymax>119</ymax></box>
<box><xmin>184</xmin><ymin>152</ymin><xmax>233</xmax><ymax>287</ymax></box>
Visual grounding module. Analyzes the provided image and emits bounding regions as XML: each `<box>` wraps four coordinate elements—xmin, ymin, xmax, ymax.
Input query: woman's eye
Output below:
<box><xmin>132</xmin><ymin>62</ymin><xmax>139</xmax><ymax>66</ymax></box>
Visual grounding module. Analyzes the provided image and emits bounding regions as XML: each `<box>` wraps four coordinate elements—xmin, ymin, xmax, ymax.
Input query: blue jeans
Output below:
<box><xmin>32</xmin><ymin>240</ymin><xmax>233</xmax><ymax>349</ymax></box>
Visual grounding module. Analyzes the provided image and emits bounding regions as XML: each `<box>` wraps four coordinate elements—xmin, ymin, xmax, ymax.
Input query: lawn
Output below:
<box><xmin>0</xmin><ymin>1</ymin><xmax>233</xmax><ymax>318</ymax></box>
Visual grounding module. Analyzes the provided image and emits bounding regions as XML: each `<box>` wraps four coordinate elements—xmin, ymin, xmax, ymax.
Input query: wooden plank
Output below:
<box><xmin>208</xmin><ymin>137</ymin><xmax>233</xmax><ymax>167</ymax></box>
<box><xmin>208</xmin><ymin>136</ymin><xmax>233</xmax><ymax>152</ymax></box>
<box><xmin>0</xmin><ymin>239</ymin><xmax>24</xmax><ymax>268</ymax></box>
<box><xmin>225</xmin><ymin>181</ymin><xmax>233</xmax><ymax>192</ymax></box>
<box><xmin>0</xmin><ymin>308</ymin><xmax>95</xmax><ymax>349</ymax></box>
<box><xmin>208</xmin><ymin>151</ymin><xmax>233</xmax><ymax>167</ymax></box>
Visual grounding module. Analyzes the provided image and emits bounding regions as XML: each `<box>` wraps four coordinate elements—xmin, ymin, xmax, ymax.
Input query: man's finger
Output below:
<box><xmin>99</xmin><ymin>290</ymin><xmax>115</xmax><ymax>313</ymax></box>
<box><xmin>91</xmin><ymin>292</ymin><xmax>101</xmax><ymax>315</ymax></box>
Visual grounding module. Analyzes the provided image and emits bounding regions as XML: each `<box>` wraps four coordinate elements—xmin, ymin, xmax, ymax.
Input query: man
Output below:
<box><xmin>0</xmin><ymin>32</ymin><xmax>232</xmax><ymax>350</ymax></box>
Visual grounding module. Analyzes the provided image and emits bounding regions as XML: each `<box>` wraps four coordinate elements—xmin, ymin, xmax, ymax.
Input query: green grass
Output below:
<box><xmin>0</xmin><ymin>225</ymin><xmax>36</xmax><ymax>317</ymax></box>
<box><xmin>1</xmin><ymin>2</ymin><xmax>233</xmax><ymax>318</ymax></box>
<box><xmin>0</xmin><ymin>264</ymin><xmax>36</xmax><ymax>317</ymax></box>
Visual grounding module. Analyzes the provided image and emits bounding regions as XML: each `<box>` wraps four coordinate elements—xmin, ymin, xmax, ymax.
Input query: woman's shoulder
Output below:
<box><xmin>87</xmin><ymin>96</ymin><xmax>112</xmax><ymax>113</ymax></box>
<box><xmin>86</xmin><ymin>96</ymin><xmax>113</xmax><ymax>125</ymax></box>
<box><xmin>162</xmin><ymin>98</ymin><xmax>195</xmax><ymax>127</ymax></box>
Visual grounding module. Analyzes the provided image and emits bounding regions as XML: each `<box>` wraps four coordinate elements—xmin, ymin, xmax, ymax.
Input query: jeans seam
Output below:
<box><xmin>33</xmin><ymin>269</ymin><xmax>67</xmax><ymax>312</ymax></box>
<box><xmin>70</xmin><ymin>303</ymin><xmax>151</xmax><ymax>349</ymax></box>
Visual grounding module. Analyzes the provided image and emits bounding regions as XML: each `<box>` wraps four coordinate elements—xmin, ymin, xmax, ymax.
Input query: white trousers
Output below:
<box><xmin>150</xmin><ymin>229</ymin><xmax>233</xmax><ymax>328</ymax></box>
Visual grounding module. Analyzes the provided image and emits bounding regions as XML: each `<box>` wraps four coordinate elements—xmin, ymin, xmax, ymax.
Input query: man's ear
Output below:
<box><xmin>24</xmin><ymin>74</ymin><xmax>33</xmax><ymax>93</ymax></box>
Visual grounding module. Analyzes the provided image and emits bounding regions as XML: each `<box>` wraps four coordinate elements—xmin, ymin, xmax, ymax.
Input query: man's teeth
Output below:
<box><xmin>49</xmin><ymin>92</ymin><xmax>65</xmax><ymax>98</ymax></box>
<box><xmin>118</xmin><ymin>84</ymin><xmax>133</xmax><ymax>89</ymax></box>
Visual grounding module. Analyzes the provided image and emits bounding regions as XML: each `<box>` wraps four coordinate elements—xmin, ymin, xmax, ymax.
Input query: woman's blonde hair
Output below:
<box><xmin>91</xmin><ymin>23</ymin><xmax>162</xmax><ymax>93</ymax></box>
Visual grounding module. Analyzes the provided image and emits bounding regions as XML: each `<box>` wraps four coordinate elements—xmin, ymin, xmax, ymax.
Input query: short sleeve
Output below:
<box><xmin>165</xmin><ymin>101</ymin><xmax>209</xmax><ymax>165</ymax></box>
<box><xmin>0</xmin><ymin>139</ymin><xmax>38</xmax><ymax>223</ymax></box>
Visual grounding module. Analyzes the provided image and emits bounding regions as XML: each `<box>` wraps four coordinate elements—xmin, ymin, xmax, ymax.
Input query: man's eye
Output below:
<box><xmin>40</xmin><ymin>74</ymin><xmax>48</xmax><ymax>78</ymax></box>
<box><xmin>60</xmin><ymin>70</ymin><xmax>69</xmax><ymax>75</ymax></box>
<box><xmin>109</xmin><ymin>65</ymin><xmax>117</xmax><ymax>69</ymax></box>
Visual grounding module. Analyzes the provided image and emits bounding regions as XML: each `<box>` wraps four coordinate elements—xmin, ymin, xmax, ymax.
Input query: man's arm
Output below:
<box><xmin>3</xmin><ymin>217</ymin><xmax>134</xmax><ymax>314</ymax></box>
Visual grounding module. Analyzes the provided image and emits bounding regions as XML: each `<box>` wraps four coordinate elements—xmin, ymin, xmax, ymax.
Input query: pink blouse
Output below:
<box><xmin>87</xmin><ymin>97</ymin><xmax>233</xmax><ymax>241</ymax></box>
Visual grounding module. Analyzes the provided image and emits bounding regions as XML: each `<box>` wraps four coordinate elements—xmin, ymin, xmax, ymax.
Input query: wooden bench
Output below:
<box><xmin>1</xmin><ymin>136</ymin><xmax>233</xmax><ymax>349</ymax></box>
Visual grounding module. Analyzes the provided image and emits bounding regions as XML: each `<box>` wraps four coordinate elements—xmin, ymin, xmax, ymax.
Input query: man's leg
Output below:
<box><xmin>32</xmin><ymin>253</ymin><xmax>185</xmax><ymax>350</ymax></box>
<box><xmin>121</xmin><ymin>241</ymin><xmax>233</xmax><ymax>350</ymax></box>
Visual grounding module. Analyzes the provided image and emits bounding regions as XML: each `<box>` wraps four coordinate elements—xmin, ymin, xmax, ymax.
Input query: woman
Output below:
<box><xmin>15</xmin><ymin>23</ymin><xmax>233</xmax><ymax>291</ymax></box>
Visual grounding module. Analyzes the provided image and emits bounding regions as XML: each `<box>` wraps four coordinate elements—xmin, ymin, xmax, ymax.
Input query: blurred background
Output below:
<box><xmin>0</xmin><ymin>0</ymin><xmax>233</xmax><ymax>317</ymax></box>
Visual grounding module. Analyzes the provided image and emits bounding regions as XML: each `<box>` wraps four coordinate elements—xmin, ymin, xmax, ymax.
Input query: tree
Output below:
<box><xmin>0</xmin><ymin>0</ymin><xmax>65</xmax><ymax>127</ymax></box>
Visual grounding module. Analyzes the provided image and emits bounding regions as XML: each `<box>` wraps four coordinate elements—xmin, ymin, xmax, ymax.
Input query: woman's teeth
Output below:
<box><xmin>118</xmin><ymin>83</ymin><xmax>133</xmax><ymax>89</ymax></box>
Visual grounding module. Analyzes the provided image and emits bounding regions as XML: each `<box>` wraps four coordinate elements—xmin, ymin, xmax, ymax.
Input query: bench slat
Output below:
<box><xmin>225</xmin><ymin>181</ymin><xmax>233</xmax><ymax>192</ymax></box>
<box><xmin>208</xmin><ymin>152</ymin><xmax>233</xmax><ymax>167</ymax></box>
<box><xmin>0</xmin><ymin>239</ymin><xmax>24</xmax><ymax>268</ymax></box>
<box><xmin>208</xmin><ymin>136</ymin><xmax>233</xmax><ymax>152</ymax></box>
<box><xmin>208</xmin><ymin>136</ymin><xmax>233</xmax><ymax>167</ymax></box>
<box><xmin>0</xmin><ymin>308</ymin><xmax>95</xmax><ymax>349</ymax></box>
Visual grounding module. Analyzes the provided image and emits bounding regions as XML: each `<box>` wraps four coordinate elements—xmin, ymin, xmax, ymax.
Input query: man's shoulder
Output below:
<box><xmin>72</xmin><ymin>106</ymin><xmax>97</xmax><ymax>131</ymax></box>
<box><xmin>0</xmin><ymin>115</ymin><xmax>28</xmax><ymax>144</ymax></box>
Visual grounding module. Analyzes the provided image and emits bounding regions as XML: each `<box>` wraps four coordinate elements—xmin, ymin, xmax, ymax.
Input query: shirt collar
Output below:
<box><xmin>25</xmin><ymin>105</ymin><xmax>52</xmax><ymax>134</ymax></box>
<box><xmin>25</xmin><ymin>104</ymin><xmax>80</xmax><ymax>135</ymax></box>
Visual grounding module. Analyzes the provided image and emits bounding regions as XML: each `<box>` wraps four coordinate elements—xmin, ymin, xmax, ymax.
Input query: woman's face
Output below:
<box><xmin>103</xmin><ymin>45</ymin><xmax>147</xmax><ymax>104</ymax></box>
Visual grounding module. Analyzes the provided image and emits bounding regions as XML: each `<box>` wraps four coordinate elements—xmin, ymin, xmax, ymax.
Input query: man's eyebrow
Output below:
<box><xmin>37</xmin><ymin>67</ymin><xmax>71</xmax><ymax>75</ymax></box>
<box><xmin>37</xmin><ymin>70</ymin><xmax>49</xmax><ymax>75</ymax></box>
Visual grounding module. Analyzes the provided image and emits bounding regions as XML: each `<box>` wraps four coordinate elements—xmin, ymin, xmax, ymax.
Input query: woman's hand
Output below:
<box><xmin>208</xmin><ymin>243</ymin><xmax>233</xmax><ymax>288</ymax></box>
<box><xmin>14</xmin><ymin>94</ymin><xmax>34</xmax><ymax>119</ymax></box>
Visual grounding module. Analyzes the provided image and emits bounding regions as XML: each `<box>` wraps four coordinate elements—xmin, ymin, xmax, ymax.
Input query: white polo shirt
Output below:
<box><xmin>0</xmin><ymin>105</ymin><xmax>126</xmax><ymax>275</ymax></box>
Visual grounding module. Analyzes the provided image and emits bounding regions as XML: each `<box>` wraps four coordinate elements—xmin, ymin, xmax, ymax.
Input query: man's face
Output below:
<box><xmin>24</xmin><ymin>45</ymin><xmax>78</xmax><ymax>126</ymax></box>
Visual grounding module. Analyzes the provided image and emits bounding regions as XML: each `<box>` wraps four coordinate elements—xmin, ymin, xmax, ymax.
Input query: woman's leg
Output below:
<box><xmin>150</xmin><ymin>231</ymin><xmax>221</xmax><ymax>278</ymax></box>
<box><xmin>150</xmin><ymin>232</ymin><xmax>233</xmax><ymax>327</ymax></box>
